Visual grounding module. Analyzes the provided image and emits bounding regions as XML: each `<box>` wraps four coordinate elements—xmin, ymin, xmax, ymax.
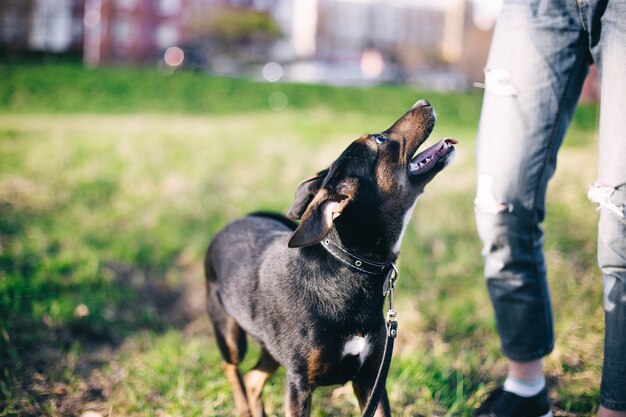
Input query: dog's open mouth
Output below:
<box><xmin>409</xmin><ymin>137</ymin><xmax>457</xmax><ymax>176</ymax></box>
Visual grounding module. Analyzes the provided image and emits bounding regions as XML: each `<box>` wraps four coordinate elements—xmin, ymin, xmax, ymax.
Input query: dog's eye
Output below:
<box><xmin>373</xmin><ymin>135</ymin><xmax>388</xmax><ymax>145</ymax></box>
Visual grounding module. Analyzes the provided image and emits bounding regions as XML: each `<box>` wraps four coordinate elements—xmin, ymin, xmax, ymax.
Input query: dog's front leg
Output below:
<box><xmin>284</xmin><ymin>374</ymin><xmax>312</xmax><ymax>417</ymax></box>
<box><xmin>352</xmin><ymin>327</ymin><xmax>392</xmax><ymax>417</ymax></box>
<box><xmin>352</xmin><ymin>380</ymin><xmax>391</xmax><ymax>417</ymax></box>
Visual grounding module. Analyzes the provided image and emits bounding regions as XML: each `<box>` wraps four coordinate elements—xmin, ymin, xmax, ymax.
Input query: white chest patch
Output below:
<box><xmin>341</xmin><ymin>334</ymin><xmax>372</xmax><ymax>365</ymax></box>
<box><xmin>392</xmin><ymin>198</ymin><xmax>419</xmax><ymax>253</ymax></box>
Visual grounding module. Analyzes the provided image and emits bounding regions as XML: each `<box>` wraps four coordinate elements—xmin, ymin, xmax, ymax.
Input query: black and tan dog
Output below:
<box><xmin>205</xmin><ymin>99</ymin><xmax>456</xmax><ymax>417</ymax></box>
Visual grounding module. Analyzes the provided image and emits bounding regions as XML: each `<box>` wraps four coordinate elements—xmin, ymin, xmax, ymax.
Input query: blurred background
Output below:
<box><xmin>0</xmin><ymin>0</ymin><xmax>507</xmax><ymax>89</ymax></box>
<box><xmin>0</xmin><ymin>0</ymin><xmax>601</xmax><ymax>93</ymax></box>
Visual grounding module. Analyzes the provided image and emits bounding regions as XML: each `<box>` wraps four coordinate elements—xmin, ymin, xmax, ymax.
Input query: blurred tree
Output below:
<box><xmin>187</xmin><ymin>5</ymin><xmax>282</xmax><ymax>66</ymax></box>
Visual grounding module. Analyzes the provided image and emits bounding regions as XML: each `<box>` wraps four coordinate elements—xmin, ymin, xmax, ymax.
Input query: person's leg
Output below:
<box><xmin>474</xmin><ymin>0</ymin><xmax>588</xmax><ymax>405</ymax></box>
<box><xmin>599</xmin><ymin>409</ymin><xmax>626</xmax><ymax>417</ymax></box>
<box><xmin>508</xmin><ymin>359</ymin><xmax>544</xmax><ymax>381</ymax></box>
<box><xmin>588</xmin><ymin>0</ymin><xmax>626</xmax><ymax>414</ymax></box>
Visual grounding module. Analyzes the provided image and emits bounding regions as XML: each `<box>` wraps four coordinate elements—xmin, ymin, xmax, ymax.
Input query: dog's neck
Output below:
<box><xmin>321</xmin><ymin>231</ymin><xmax>392</xmax><ymax>275</ymax></box>
<box><xmin>329</xmin><ymin>216</ymin><xmax>401</xmax><ymax>265</ymax></box>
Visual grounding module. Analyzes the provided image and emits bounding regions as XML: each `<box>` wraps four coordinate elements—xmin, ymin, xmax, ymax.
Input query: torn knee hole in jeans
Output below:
<box><xmin>604</xmin><ymin>276</ymin><xmax>626</xmax><ymax>313</ymax></box>
<box><xmin>588</xmin><ymin>182</ymin><xmax>626</xmax><ymax>219</ymax></box>
<box><xmin>481</xmin><ymin>68</ymin><xmax>517</xmax><ymax>96</ymax></box>
<box><xmin>475</xmin><ymin>174</ymin><xmax>513</xmax><ymax>215</ymax></box>
<box><xmin>605</xmin><ymin>276</ymin><xmax>617</xmax><ymax>312</ymax></box>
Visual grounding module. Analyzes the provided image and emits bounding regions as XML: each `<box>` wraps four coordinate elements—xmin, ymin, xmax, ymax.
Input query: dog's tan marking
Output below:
<box><xmin>244</xmin><ymin>369</ymin><xmax>271</xmax><ymax>417</ymax></box>
<box><xmin>225</xmin><ymin>319</ymin><xmax>243</xmax><ymax>363</ymax></box>
<box><xmin>357</xmin><ymin>134</ymin><xmax>398</xmax><ymax>194</ymax></box>
<box><xmin>306</xmin><ymin>347</ymin><xmax>331</xmax><ymax>385</ymax></box>
<box><xmin>376</xmin><ymin>159</ymin><xmax>397</xmax><ymax>194</ymax></box>
<box><xmin>356</xmin><ymin>135</ymin><xmax>376</xmax><ymax>150</ymax></box>
<box><xmin>243</xmin><ymin>349</ymin><xmax>279</xmax><ymax>417</ymax></box>
<box><xmin>222</xmin><ymin>363</ymin><xmax>251</xmax><ymax>417</ymax></box>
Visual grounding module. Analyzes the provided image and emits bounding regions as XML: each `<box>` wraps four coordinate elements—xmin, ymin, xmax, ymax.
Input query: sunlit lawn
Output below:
<box><xmin>0</xmin><ymin>63</ymin><xmax>602</xmax><ymax>416</ymax></box>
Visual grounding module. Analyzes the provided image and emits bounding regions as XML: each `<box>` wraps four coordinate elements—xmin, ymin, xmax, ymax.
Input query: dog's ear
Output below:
<box><xmin>287</xmin><ymin>178</ymin><xmax>358</xmax><ymax>248</ymax></box>
<box><xmin>286</xmin><ymin>168</ymin><xmax>329</xmax><ymax>220</ymax></box>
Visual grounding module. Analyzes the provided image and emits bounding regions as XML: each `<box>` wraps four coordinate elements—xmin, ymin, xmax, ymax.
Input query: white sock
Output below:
<box><xmin>503</xmin><ymin>375</ymin><xmax>545</xmax><ymax>397</ymax></box>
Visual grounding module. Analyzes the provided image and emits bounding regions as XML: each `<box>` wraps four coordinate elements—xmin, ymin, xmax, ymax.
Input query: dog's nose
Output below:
<box><xmin>413</xmin><ymin>99</ymin><xmax>431</xmax><ymax>108</ymax></box>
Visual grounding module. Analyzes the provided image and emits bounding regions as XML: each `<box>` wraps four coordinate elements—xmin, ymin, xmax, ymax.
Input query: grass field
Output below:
<box><xmin>0</xmin><ymin>62</ymin><xmax>603</xmax><ymax>416</ymax></box>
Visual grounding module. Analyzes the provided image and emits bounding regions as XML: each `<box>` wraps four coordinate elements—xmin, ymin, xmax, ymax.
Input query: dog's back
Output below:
<box><xmin>206</xmin><ymin>213</ymin><xmax>295</xmax><ymax>275</ymax></box>
<box><xmin>205</xmin><ymin>213</ymin><xmax>296</xmax><ymax>339</ymax></box>
<box><xmin>206</xmin><ymin>212</ymin><xmax>295</xmax><ymax>277</ymax></box>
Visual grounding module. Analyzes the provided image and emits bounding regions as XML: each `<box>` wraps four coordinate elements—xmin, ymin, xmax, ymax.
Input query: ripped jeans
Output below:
<box><xmin>475</xmin><ymin>0</ymin><xmax>626</xmax><ymax>410</ymax></box>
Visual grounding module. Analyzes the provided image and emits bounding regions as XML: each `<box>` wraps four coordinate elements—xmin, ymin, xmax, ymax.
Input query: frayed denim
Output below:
<box><xmin>475</xmin><ymin>0</ymin><xmax>626</xmax><ymax>409</ymax></box>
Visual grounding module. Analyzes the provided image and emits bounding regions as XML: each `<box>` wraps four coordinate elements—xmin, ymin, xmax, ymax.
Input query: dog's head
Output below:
<box><xmin>287</xmin><ymin>100</ymin><xmax>456</xmax><ymax>254</ymax></box>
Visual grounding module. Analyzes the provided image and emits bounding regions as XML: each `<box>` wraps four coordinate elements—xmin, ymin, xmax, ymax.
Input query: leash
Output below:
<box><xmin>319</xmin><ymin>236</ymin><xmax>399</xmax><ymax>416</ymax></box>
<box><xmin>362</xmin><ymin>264</ymin><xmax>398</xmax><ymax>417</ymax></box>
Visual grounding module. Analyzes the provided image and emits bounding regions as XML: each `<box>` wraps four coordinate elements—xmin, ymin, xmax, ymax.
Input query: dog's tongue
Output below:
<box><xmin>409</xmin><ymin>138</ymin><xmax>457</xmax><ymax>174</ymax></box>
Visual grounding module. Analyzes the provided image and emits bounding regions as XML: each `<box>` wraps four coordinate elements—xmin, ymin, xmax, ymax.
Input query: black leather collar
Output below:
<box><xmin>320</xmin><ymin>235</ymin><xmax>392</xmax><ymax>275</ymax></box>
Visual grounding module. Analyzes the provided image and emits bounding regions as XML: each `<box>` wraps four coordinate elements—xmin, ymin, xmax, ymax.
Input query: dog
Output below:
<box><xmin>205</xmin><ymin>99</ymin><xmax>456</xmax><ymax>417</ymax></box>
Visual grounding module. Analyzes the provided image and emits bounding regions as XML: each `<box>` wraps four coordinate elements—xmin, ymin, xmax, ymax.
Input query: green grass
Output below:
<box><xmin>0</xmin><ymin>62</ymin><xmax>602</xmax><ymax>416</ymax></box>
<box><xmin>0</xmin><ymin>61</ymin><xmax>477</xmax><ymax>119</ymax></box>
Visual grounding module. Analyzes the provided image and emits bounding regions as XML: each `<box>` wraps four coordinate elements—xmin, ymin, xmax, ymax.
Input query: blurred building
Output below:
<box><xmin>2</xmin><ymin>0</ymin><xmax>478</xmax><ymax>67</ymax></box>
<box><xmin>0</xmin><ymin>0</ymin><xmax>84</xmax><ymax>54</ymax></box>
<box><xmin>84</xmin><ymin>0</ymin><xmax>188</xmax><ymax>66</ymax></box>
<box><xmin>0</xmin><ymin>0</ymin><xmax>600</xmax><ymax>96</ymax></box>
<box><xmin>314</xmin><ymin>0</ymin><xmax>465</xmax><ymax>65</ymax></box>
<box><xmin>31</xmin><ymin>0</ymin><xmax>85</xmax><ymax>52</ymax></box>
